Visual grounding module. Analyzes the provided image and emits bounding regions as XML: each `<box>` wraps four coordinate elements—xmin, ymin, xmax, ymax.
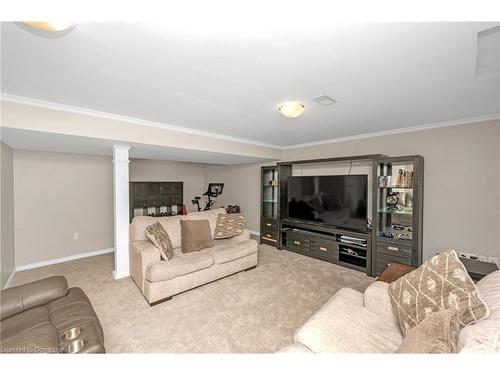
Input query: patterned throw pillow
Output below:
<box><xmin>213</xmin><ymin>213</ymin><xmax>246</xmax><ymax>239</ymax></box>
<box><xmin>145</xmin><ymin>222</ymin><xmax>174</xmax><ymax>260</ymax></box>
<box><xmin>388</xmin><ymin>249</ymin><xmax>489</xmax><ymax>336</ymax></box>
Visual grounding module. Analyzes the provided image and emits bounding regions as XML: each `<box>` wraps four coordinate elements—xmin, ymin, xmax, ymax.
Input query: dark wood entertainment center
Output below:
<box><xmin>260</xmin><ymin>154</ymin><xmax>424</xmax><ymax>277</ymax></box>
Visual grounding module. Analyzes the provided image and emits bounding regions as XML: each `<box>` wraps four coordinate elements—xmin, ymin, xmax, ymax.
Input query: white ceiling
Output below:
<box><xmin>1</xmin><ymin>22</ymin><xmax>499</xmax><ymax>147</ymax></box>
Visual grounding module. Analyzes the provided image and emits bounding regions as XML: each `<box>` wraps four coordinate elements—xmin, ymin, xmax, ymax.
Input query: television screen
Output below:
<box><xmin>287</xmin><ymin>175</ymin><xmax>368</xmax><ymax>230</ymax></box>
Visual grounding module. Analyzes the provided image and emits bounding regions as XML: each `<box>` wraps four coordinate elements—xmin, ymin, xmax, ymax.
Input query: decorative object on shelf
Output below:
<box><xmin>226</xmin><ymin>205</ymin><xmax>241</xmax><ymax>214</ymax></box>
<box><xmin>386</xmin><ymin>192</ymin><xmax>400</xmax><ymax>208</ymax></box>
<box><xmin>378</xmin><ymin>175</ymin><xmax>390</xmax><ymax>188</ymax></box>
<box><xmin>397</xmin><ymin>233</ymin><xmax>413</xmax><ymax>241</ymax></box>
<box><xmin>381</xmin><ymin>230</ymin><xmax>395</xmax><ymax>238</ymax></box>
<box><xmin>407</xmin><ymin>197</ymin><xmax>413</xmax><ymax>208</ymax></box>
<box><xmin>396</xmin><ymin>169</ymin><xmax>414</xmax><ymax>188</ymax></box>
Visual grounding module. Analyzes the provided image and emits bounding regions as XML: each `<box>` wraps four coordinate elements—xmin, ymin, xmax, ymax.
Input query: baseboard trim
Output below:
<box><xmin>3</xmin><ymin>269</ymin><xmax>16</xmax><ymax>289</ymax></box>
<box><xmin>15</xmin><ymin>248</ymin><xmax>115</xmax><ymax>272</ymax></box>
<box><xmin>112</xmin><ymin>270</ymin><xmax>130</xmax><ymax>280</ymax></box>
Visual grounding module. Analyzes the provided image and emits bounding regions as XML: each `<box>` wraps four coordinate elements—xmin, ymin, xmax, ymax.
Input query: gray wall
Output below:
<box><xmin>205</xmin><ymin>120</ymin><xmax>500</xmax><ymax>262</ymax></box>
<box><xmin>1</xmin><ymin>142</ymin><xmax>15</xmax><ymax>287</ymax></box>
<box><xmin>11</xmin><ymin>151</ymin><xmax>209</xmax><ymax>266</ymax></box>
<box><xmin>129</xmin><ymin>158</ymin><xmax>206</xmax><ymax>213</ymax></box>
<box><xmin>13</xmin><ymin>150</ymin><xmax>114</xmax><ymax>266</ymax></box>
<box><xmin>203</xmin><ymin>162</ymin><xmax>271</xmax><ymax>232</ymax></box>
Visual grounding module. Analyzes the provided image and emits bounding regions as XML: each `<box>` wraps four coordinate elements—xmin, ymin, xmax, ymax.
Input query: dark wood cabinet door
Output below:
<box><xmin>147</xmin><ymin>183</ymin><xmax>161</xmax><ymax>207</ymax></box>
<box><xmin>132</xmin><ymin>183</ymin><xmax>147</xmax><ymax>208</ymax></box>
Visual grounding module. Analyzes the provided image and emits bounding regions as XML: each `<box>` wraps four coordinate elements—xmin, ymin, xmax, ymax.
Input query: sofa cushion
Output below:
<box><xmin>213</xmin><ymin>213</ymin><xmax>246</xmax><ymax>239</ymax></box>
<box><xmin>397</xmin><ymin>309</ymin><xmax>460</xmax><ymax>353</ymax></box>
<box><xmin>145</xmin><ymin>221</ymin><xmax>174</xmax><ymax>260</ymax></box>
<box><xmin>186</xmin><ymin>208</ymin><xmax>226</xmax><ymax>238</ymax></box>
<box><xmin>458</xmin><ymin>270</ymin><xmax>500</xmax><ymax>352</ymax></box>
<box><xmin>131</xmin><ymin>215</ymin><xmax>182</xmax><ymax>248</ymax></box>
<box><xmin>295</xmin><ymin>288</ymin><xmax>403</xmax><ymax>353</ymax></box>
<box><xmin>180</xmin><ymin>219</ymin><xmax>214</xmax><ymax>253</ymax></box>
<box><xmin>201</xmin><ymin>239</ymin><xmax>258</xmax><ymax>265</ymax></box>
<box><xmin>388</xmin><ymin>249</ymin><xmax>489</xmax><ymax>336</ymax></box>
<box><xmin>145</xmin><ymin>253</ymin><xmax>214</xmax><ymax>282</ymax></box>
<box><xmin>363</xmin><ymin>281</ymin><xmax>399</xmax><ymax>326</ymax></box>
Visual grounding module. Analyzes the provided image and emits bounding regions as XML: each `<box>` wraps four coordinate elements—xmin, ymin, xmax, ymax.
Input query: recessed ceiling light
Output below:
<box><xmin>278</xmin><ymin>102</ymin><xmax>305</xmax><ymax>118</ymax></box>
<box><xmin>23</xmin><ymin>21</ymin><xmax>75</xmax><ymax>32</ymax></box>
<box><xmin>312</xmin><ymin>95</ymin><xmax>336</xmax><ymax>106</ymax></box>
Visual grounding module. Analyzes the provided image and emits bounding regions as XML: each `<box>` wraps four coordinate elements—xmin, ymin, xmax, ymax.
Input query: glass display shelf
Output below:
<box><xmin>377</xmin><ymin>207</ymin><xmax>413</xmax><ymax>215</ymax></box>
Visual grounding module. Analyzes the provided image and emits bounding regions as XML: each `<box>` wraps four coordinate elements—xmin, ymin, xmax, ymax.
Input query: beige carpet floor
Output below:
<box><xmin>11</xmin><ymin>245</ymin><xmax>374</xmax><ymax>353</ymax></box>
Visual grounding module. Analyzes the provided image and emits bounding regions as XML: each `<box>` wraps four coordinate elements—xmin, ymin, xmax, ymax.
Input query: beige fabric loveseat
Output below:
<box><xmin>280</xmin><ymin>270</ymin><xmax>500</xmax><ymax>353</ymax></box>
<box><xmin>130</xmin><ymin>208</ymin><xmax>258</xmax><ymax>305</ymax></box>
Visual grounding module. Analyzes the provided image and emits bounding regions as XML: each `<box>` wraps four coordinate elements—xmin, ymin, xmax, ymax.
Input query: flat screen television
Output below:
<box><xmin>287</xmin><ymin>175</ymin><xmax>368</xmax><ymax>231</ymax></box>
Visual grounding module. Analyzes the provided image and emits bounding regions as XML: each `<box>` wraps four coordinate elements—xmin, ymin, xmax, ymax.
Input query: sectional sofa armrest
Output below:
<box><xmin>232</xmin><ymin>228</ymin><xmax>251</xmax><ymax>241</ymax></box>
<box><xmin>363</xmin><ymin>281</ymin><xmax>398</xmax><ymax>325</ymax></box>
<box><xmin>130</xmin><ymin>241</ymin><xmax>161</xmax><ymax>281</ymax></box>
<box><xmin>1</xmin><ymin>276</ymin><xmax>69</xmax><ymax>320</ymax></box>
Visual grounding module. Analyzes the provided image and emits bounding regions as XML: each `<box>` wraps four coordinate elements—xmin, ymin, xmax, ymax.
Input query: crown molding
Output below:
<box><xmin>281</xmin><ymin>113</ymin><xmax>500</xmax><ymax>149</ymax></box>
<box><xmin>2</xmin><ymin>94</ymin><xmax>498</xmax><ymax>151</ymax></box>
<box><xmin>0</xmin><ymin>94</ymin><xmax>280</xmax><ymax>149</ymax></box>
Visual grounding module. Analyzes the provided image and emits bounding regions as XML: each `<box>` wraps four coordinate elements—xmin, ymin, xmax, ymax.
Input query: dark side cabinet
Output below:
<box><xmin>372</xmin><ymin>156</ymin><xmax>424</xmax><ymax>276</ymax></box>
<box><xmin>260</xmin><ymin>166</ymin><xmax>279</xmax><ymax>246</ymax></box>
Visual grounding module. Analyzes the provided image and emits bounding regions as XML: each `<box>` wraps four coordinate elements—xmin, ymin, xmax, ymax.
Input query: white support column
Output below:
<box><xmin>112</xmin><ymin>145</ymin><xmax>130</xmax><ymax>279</ymax></box>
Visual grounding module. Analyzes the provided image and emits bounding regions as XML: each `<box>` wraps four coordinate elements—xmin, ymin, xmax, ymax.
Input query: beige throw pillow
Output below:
<box><xmin>214</xmin><ymin>213</ymin><xmax>246</xmax><ymax>239</ymax></box>
<box><xmin>397</xmin><ymin>309</ymin><xmax>460</xmax><ymax>353</ymax></box>
<box><xmin>145</xmin><ymin>222</ymin><xmax>174</xmax><ymax>260</ymax></box>
<box><xmin>388</xmin><ymin>249</ymin><xmax>489</xmax><ymax>336</ymax></box>
<box><xmin>180</xmin><ymin>219</ymin><xmax>214</xmax><ymax>253</ymax></box>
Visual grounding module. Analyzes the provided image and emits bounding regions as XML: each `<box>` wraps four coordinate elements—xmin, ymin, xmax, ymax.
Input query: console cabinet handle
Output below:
<box><xmin>266</xmin><ymin>223</ymin><xmax>272</xmax><ymax>227</ymax></box>
<box><xmin>294</xmin><ymin>241</ymin><xmax>300</xmax><ymax>245</ymax></box>
<box><xmin>266</xmin><ymin>234</ymin><xmax>272</xmax><ymax>238</ymax></box>
<box><xmin>319</xmin><ymin>247</ymin><xmax>327</xmax><ymax>252</ymax></box>
<box><xmin>387</xmin><ymin>246</ymin><xmax>399</xmax><ymax>252</ymax></box>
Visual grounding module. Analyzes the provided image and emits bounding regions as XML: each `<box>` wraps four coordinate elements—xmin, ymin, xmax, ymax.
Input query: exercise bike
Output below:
<box><xmin>191</xmin><ymin>183</ymin><xmax>224</xmax><ymax>212</ymax></box>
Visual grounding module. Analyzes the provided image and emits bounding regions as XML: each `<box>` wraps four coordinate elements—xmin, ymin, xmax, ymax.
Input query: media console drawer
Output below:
<box><xmin>287</xmin><ymin>232</ymin><xmax>310</xmax><ymax>254</ymax></box>
<box><xmin>310</xmin><ymin>239</ymin><xmax>338</xmax><ymax>261</ymax></box>
<box><xmin>376</xmin><ymin>240</ymin><xmax>412</xmax><ymax>258</ymax></box>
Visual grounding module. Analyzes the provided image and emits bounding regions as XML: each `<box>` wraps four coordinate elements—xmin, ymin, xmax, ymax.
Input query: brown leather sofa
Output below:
<box><xmin>0</xmin><ymin>276</ymin><xmax>105</xmax><ymax>353</ymax></box>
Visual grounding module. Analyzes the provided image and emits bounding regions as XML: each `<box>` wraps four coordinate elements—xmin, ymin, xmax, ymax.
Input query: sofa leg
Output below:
<box><xmin>244</xmin><ymin>265</ymin><xmax>257</xmax><ymax>272</ymax></box>
<box><xmin>149</xmin><ymin>296</ymin><xmax>172</xmax><ymax>306</ymax></box>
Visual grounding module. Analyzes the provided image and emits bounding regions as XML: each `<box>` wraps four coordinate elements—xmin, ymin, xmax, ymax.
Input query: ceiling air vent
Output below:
<box><xmin>312</xmin><ymin>95</ymin><xmax>336</xmax><ymax>106</ymax></box>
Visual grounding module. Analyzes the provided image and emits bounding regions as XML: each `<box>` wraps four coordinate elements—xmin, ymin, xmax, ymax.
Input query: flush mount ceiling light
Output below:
<box><xmin>23</xmin><ymin>21</ymin><xmax>75</xmax><ymax>32</ymax></box>
<box><xmin>278</xmin><ymin>102</ymin><xmax>305</xmax><ymax>118</ymax></box>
